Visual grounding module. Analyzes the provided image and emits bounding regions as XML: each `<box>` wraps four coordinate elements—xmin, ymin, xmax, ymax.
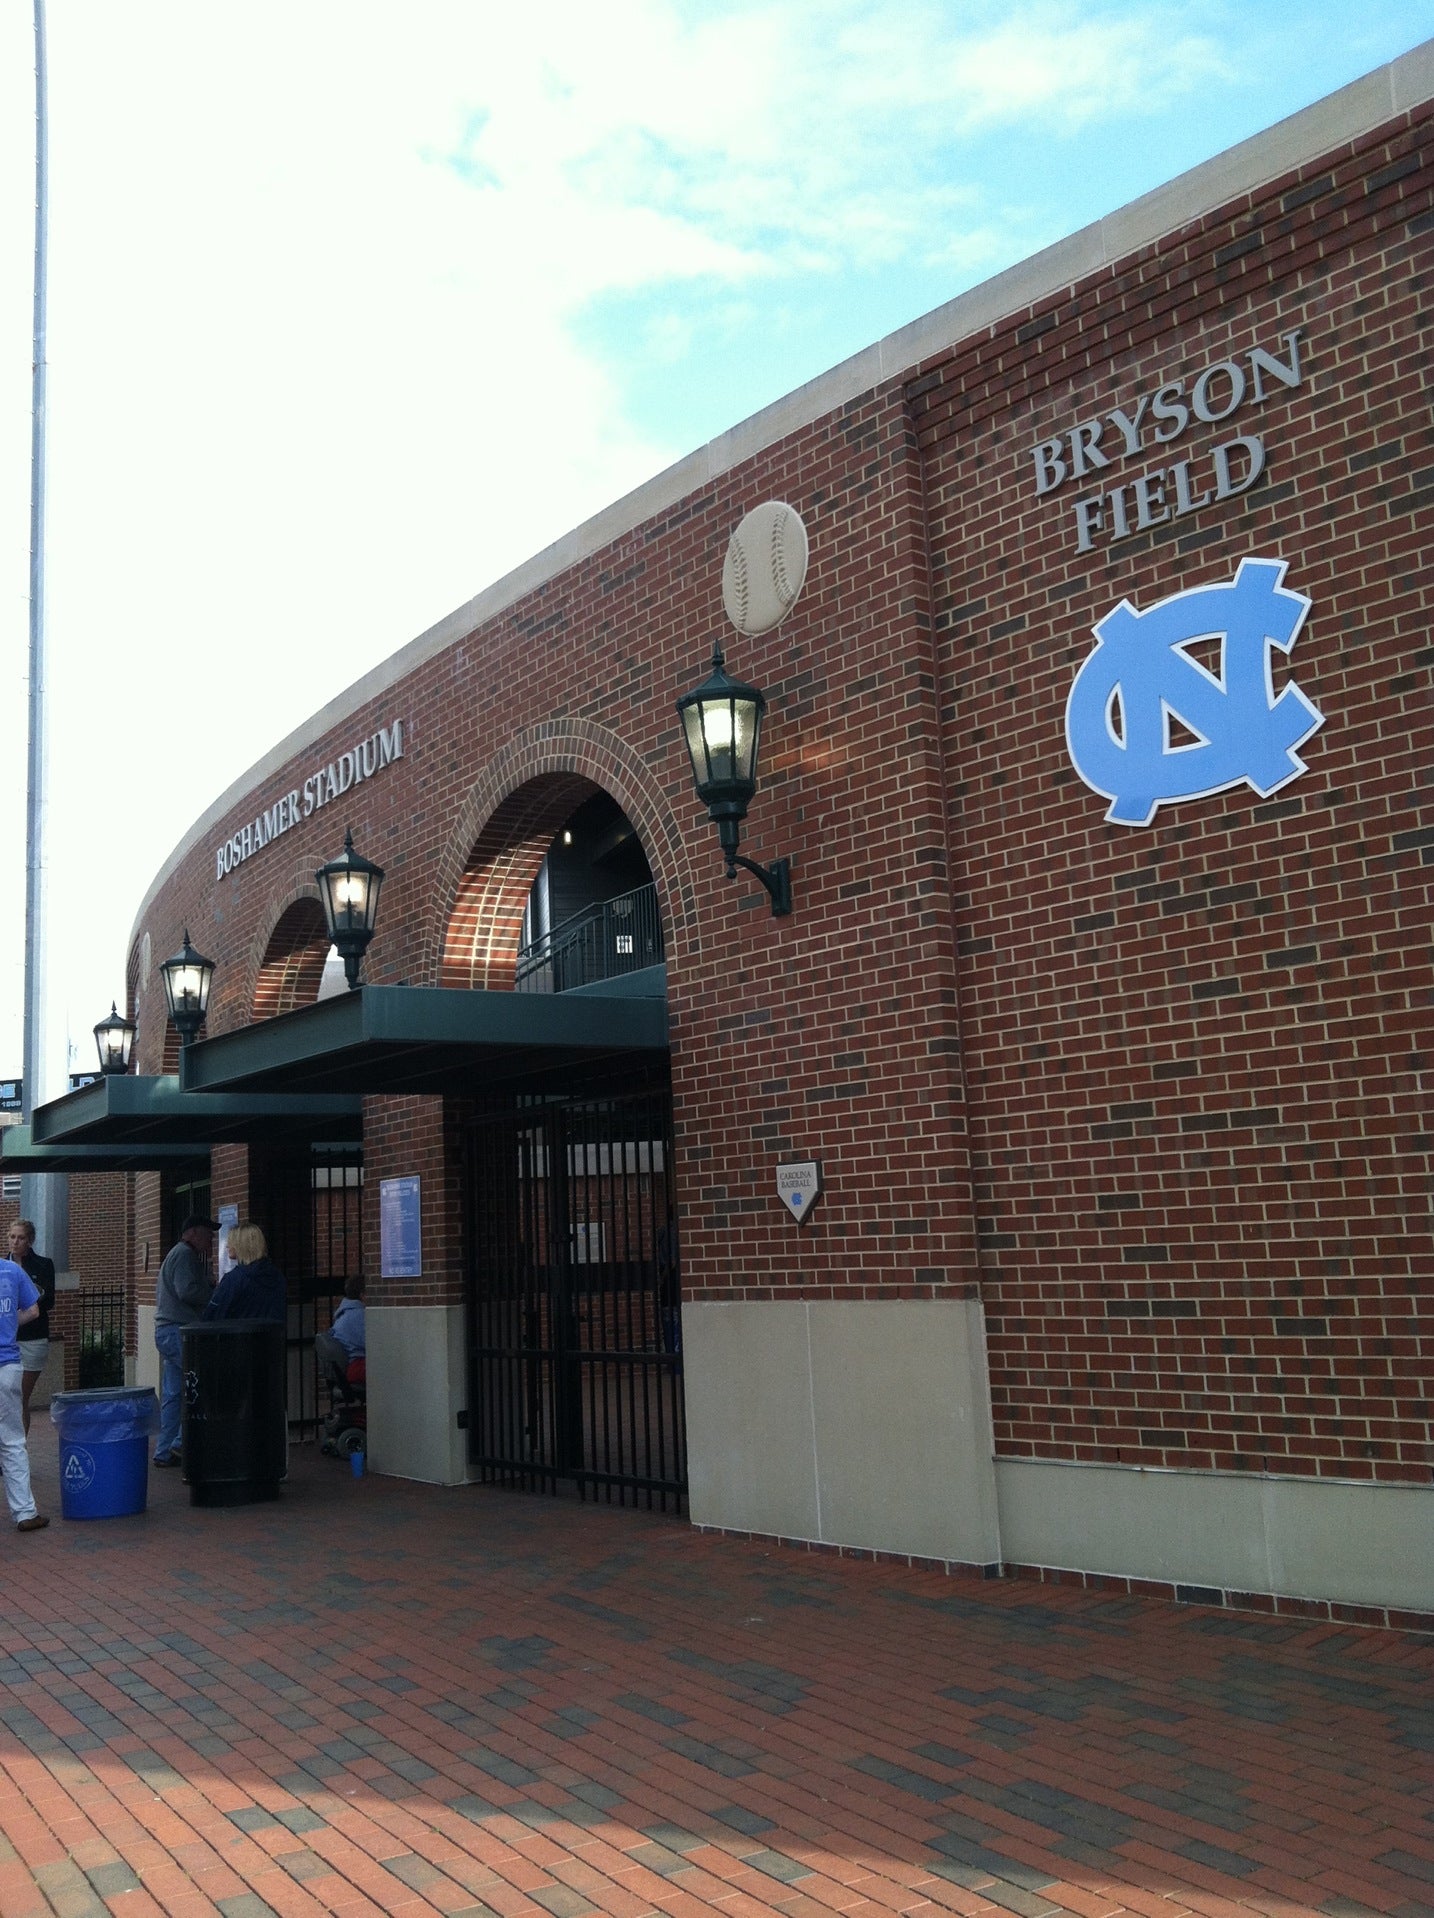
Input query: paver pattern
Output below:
<box><xmin>1</xmin><ymin>1443</ymin><xmax>1430</xmax><ymax>1918</ymax></box>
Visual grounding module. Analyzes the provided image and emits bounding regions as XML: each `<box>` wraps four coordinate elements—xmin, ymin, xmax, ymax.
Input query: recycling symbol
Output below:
<box><xmin>1064</xmin><ymin>557</ymin><xmax>1324</xmax><ymax>826</ymax></box>
<box><xmin>63</xmin><ymin>1446</ymin><xmax>96</xmax><ymax>1491</ymax></box>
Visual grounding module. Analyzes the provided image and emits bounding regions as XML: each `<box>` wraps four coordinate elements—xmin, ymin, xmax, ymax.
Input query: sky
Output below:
<box><xmin>0</xmin><ymin>0</ymin><xmax>1430</xmax><ymax>1099</ymax></box>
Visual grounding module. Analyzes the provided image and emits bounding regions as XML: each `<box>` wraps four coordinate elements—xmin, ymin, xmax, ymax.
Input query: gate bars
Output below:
<box><xmin>463</xmin><ymin>1080</ymin><xmax>686</xmax><ymax>1510</ymax></box>
<box><xmin>259</xmin><ymin>1141</ymin><xmax>363</xmax><ymax>1441</ymax></box>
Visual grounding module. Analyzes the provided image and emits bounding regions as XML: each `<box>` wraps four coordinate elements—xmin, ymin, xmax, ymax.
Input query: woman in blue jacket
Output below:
<box><xmin>204</xmin><ymin>1223</ymin><xmax>286</xmax><ymax>1322</ymax></box>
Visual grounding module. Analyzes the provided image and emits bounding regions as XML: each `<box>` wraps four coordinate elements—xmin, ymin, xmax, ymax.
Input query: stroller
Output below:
<box><xmin>315</xmin><ymin>1330</ymin><xmax>367</xmax><ymax>1457</ymax></box>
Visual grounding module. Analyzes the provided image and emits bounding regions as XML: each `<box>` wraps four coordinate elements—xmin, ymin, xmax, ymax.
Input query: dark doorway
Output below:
<box><xmin>517</xmin><ymin>792</ymin><xmax>663</xmax><ymax>993</ymax></box>
<box><xmin>462</xmin><ymin>1073</ymin><xmax>685</xmax><ymax>1510</ymax></box>
<box><xmin>166</xmin><ymin>1173</ymin><xmax>213</xmax><ymax>1250</ymax></box>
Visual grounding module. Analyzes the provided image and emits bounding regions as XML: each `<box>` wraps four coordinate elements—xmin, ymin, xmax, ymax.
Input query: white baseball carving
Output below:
<box><xmin>722</xmin><ymin>501</ymin><xmax>810</xmax><ymax>636</ymax></box>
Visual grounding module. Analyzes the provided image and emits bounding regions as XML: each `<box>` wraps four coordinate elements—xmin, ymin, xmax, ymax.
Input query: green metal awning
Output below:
<box><xmin>179</xmin><ymin>983</ymin><xmax>670</xmax><ymax>1098</ymax></box>
<box><xmin>30</xmin><ymin>1074</ymin><xmax>363</xmax><ymax>1148</ymax></box>
<box><xmin>0</xmin><ymin>1121</ymin><xmax>208</xmax><ymax>1174</ymax></box>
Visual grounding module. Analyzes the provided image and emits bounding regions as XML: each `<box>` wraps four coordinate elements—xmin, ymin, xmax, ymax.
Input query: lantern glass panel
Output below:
<box><xmin>681</xmin><ymin>703</ymin><xmax>709</xmax><ymax>778</ymax></box>
<box><xmin>684</xmin><ymin>693</ymin><xmax>760</xmax><ymax>790</ymax></box>
<box><xmin>325</xmin><ymin>869</ymin><xmax>363</xmax><ymax>932</ymax></box>
<box><xmin>318</xmin><ymin>839</ymin><xmax>384</xmax><ymax>944</ymax></box>
<box><xmin>94</xmin><ymin>1003</ymin><xmax>135</xmax><ymax>1073</ymax></box>
<box><xmin>339</xmin><ymin>872</ymin><xmax>368</xmax><ymax>922</ymax></box>
<box><xmin>166</xmin><ymin>964</ymin><xmax>201</xmax><ymax>1015</ymax></box>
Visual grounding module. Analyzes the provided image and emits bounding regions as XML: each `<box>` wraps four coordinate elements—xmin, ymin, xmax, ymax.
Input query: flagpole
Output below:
<box><xmin>21</xmin><ymin>0</ymin><xmax>67</xmax><ymax>1265</ymax></box>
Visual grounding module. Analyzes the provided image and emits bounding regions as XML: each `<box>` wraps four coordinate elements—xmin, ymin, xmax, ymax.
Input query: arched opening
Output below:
<box><xmin>253</xmin><ymin>898</ymin><xmax>346</xmax><ymax>1021</ymax></box>
<box><xmin>440</xmin><ymin>774</ymin><xmax>682</xmax><ymax>1508</ymax></box>
<box><xmin>440</xmin><ymin>775</ymin><xmax>662</xmax><ymax>993</ymax></box>
<box><xmin>516</xmin><ymin>789</ymin><xmax>661</xmax><ymax>994</ymax></box>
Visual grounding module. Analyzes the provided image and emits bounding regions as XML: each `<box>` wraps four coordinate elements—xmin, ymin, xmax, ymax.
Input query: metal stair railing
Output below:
<box><xmin>515</xmin><ymin>883</ymin><xmax>663</xmax><ymax>994</ymax></box>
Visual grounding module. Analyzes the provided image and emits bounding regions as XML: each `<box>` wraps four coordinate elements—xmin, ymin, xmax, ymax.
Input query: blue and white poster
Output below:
<box><xmin>380</xmin><ymin>1175</ymin><xmax>422</xmax><ymax>1279</ymax></box>
<box><xmin>217</xmin><ymin>1203</ymin><xmax>240</xmax><ymax>1278</ymax></box>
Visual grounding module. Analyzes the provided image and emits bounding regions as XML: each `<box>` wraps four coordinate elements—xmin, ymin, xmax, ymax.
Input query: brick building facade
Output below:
<box><xmin>92</xmin><ymin>47</ymin><xmax>1432</xmax><ymax>1621</ymax></box>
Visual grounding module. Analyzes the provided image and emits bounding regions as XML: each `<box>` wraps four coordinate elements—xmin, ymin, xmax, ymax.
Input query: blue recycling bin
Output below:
<box><xmin>50</xmin><ymin>1387</ymin><xmax>160</xmax><ymax>1520</ymax></box>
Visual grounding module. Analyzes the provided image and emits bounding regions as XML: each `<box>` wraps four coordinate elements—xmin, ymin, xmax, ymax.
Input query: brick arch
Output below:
<box><xmin>227</xmin><ymin>863</ymin><xmax>338</xmax><ymax>1030</ymax></box>
<box><xmin>129</xmin><ymin>938</ymin><xmax>187</xmax><ymax>1074</ymax></box>
<box><xmin>439</xmin><ymin>773</ymin><xmax>598</xmax><ymax>991</ymax></box>
<box><xmin>123</xmin><ymin>945</ymin><xmax>145</xmax><ymax>1073</ymax></box>
<box><xmin>252</xmin><ymin>895</ymin><xmax>332</xmax><ymax>1020</ymax></box>
<box><xmin>426</xmin><ymin>718</ymin><xmax>703</xmax><ymax>992</ymax></box>
<box><xmin>128</xmin><ymin>931</ymin><xmax>170</xmax><ymax>1076</ymax></box>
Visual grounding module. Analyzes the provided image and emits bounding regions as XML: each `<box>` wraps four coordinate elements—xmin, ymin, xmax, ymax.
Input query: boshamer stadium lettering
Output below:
<box><xmin>215</xmin><ymin>721</ymin><xmax>404</xmax><ymax>881</ymax></box>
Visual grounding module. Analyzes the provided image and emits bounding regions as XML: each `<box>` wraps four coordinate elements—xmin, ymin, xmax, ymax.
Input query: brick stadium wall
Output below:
<box><xmin>914</xmin><ymin>106</ymin><xmax>1432</xmax><ymax>1484</ymax></box>
<box><xmin>132</xmin><ymin>1170</ymin><xmax>164</xmax><ymax>1326</ymax></box>
<box><xmin>129</xmin><ymin>395</ymin><xmax>982</xmax><ymax>1319</ymax></box>
<box><xmin>0</xmin><ymin>1172</ymin><xmax>128</xmax><ymax>1287</ymax></box>
<box><xmin>130</xmin><ymin>100</ymin><xmax>1431</xmax><ymax>1484</ymax></box>
<box><xmin>68</xmin><ymin>1172</ymin><xmax>129</xmax><ymax>1289</ymax></box>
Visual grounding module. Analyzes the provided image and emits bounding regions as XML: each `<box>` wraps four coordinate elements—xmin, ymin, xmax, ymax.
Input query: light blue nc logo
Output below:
<box><xmin>1065</xmin><ymin>557</ymin><xmax>1324</xmax><ymax>826</ymax></box>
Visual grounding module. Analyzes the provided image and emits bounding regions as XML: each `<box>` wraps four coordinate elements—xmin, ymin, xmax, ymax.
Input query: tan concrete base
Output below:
<box><xmin>995</xmin><ymin>1458</ymin><xmax>1434</xmax><ymax>1611</ymax></box>
<box><xmin>683</xmin><ymin>1299</ymin><xmax>1001</xmax><ymax>1565</ymax></box>
<box><xmin>133</xmin><ymin>1305</ymin><xmax>159</xmax><ymax>1393</ymax></box>
<box><xmin>366</xmin><ymin>1304</ymin><xmax>470</xmax><ymax>1485</ymax></box>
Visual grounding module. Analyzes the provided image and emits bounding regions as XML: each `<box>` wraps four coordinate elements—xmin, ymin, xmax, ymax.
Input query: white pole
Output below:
<box><xmin>21</xmin><ymin>0</ymin><xmax>67</xmax><ymax>1265</ymax></box>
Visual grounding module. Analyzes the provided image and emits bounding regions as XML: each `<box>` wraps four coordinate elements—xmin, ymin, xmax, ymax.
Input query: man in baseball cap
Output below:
<box><xmin>152</xmin><ymin>1215</ymin><xmax>219</xmax><ymax>1466</ymax></box>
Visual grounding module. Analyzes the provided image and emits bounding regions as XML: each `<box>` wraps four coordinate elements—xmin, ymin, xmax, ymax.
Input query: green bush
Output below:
<box><xmin>78</xmin><ymin>1328</ymin><xmax>123</xmax><ymax>1388</ymax></box>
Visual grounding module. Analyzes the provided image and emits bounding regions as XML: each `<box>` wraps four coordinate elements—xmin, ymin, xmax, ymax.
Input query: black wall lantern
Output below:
<box><xmin>316</xmin><ymin>829</ymin><xmax>385</xmax><ymax>989</ymax></box>
<box><xmin>93</xmin><ymin>1002</ymin><xmax>137</xmax><ymax>1075</ymax></box>
<box><xmin>159</xmin><ymin>930</ymin><xmax>216</xmax><ymax>1047</ymax></box>
<box><xmin>677</xmin><ymin>640</ymin><xmax>791</xmax><ymax>916</ymax></box>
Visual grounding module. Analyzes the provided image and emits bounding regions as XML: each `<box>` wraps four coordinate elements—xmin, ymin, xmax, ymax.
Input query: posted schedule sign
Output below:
<box><xmin>380</xmin><ymin>1175</ymin><xmax>422</xmax><ymax>1278</ymax></box>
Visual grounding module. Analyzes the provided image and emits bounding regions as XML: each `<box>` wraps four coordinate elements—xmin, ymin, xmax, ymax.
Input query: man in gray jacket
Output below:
<box><xmin>153</xmin><ymin>1215</ymin><xmax>217</xmax><ymax>1466</ymax></box>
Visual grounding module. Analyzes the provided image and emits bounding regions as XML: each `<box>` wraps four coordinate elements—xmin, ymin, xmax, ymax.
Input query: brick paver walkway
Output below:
<box><xmin>0</xmin><ymin>1442</ymin><xmax>1429</xmax><ymax>1918</ymax></box>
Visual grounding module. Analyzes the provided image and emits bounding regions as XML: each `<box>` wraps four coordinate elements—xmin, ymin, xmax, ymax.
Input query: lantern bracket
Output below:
<box><xmin>727</xmin><ymin>851</ymin><xmax>792</xmax><ymax>916</ymax></box>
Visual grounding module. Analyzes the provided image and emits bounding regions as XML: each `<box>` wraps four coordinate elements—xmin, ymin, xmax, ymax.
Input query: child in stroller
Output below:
<box><xmin>317</xmin><ymin>1275</ymin><xmax>367</xmax><ymax>1457</ymax></box>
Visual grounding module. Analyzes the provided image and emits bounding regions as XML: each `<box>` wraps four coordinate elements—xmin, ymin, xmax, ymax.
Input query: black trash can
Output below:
<box><xmin>181</xmin><ymin>1320</ymin><xmax>286</xmax><ymax>1507</ymax></box>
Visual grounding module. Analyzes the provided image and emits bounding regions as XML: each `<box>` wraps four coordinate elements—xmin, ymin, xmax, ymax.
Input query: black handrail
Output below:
<box><xmin>515</xmin><ymin>883</ymin><xmax>664</xmax><ymax>994</ymax></box>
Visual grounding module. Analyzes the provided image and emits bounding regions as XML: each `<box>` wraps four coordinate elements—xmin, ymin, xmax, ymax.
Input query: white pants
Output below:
<box><xmin>0</xmin><ymin>1363</ymin><xmax>38</xmax><ymax>1523</ymax></box>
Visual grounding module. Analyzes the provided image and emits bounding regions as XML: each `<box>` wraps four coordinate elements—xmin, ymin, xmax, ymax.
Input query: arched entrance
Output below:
<box><xmin>251</xmin><ymin>897</ymin><xmax>346</xmax><ymax>1017</ymax></box>
<box><xmin>445</xmin><ymin>779</ymin><xmax>685</xmax><ymax>1510</ymax></box>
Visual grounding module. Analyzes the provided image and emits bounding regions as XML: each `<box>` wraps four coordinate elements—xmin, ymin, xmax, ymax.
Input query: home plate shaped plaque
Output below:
<box><xmin>776</xmin><ymin>1159</ymin><xmax>822</xmax><ymax>1224</ymax></box>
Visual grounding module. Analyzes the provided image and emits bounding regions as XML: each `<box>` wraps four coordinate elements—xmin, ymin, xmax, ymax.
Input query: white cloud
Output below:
<box><xmin>436</xmin><ymin>0</ymin><xmax>1230</xmax><ymax>283</ymax></box>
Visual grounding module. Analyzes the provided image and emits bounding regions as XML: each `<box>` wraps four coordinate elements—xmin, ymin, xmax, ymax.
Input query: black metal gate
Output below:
<box><xmin>259</xmin><ymin>1142</ymin><xmax>364</xmax><ymax>1439</ymax></box>
<box><xmin>77</xmin><ymin>1288</ymin><xmax>126</xmax><ymax>1387</ymax></box>
<box><xmin>463</xmin><ymin>1079</ymin><xmax>685</xmax><ymax>1509</ymax></box>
